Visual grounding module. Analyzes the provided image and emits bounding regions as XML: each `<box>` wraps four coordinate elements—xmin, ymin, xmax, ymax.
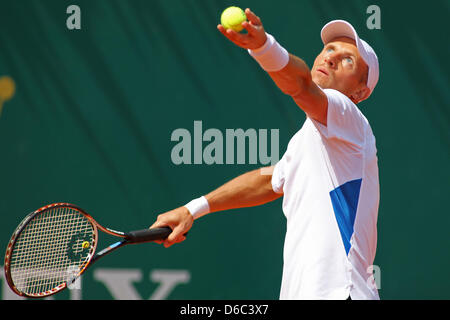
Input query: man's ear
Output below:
<box><xmin>351</xmin><ymin>86</ymin><xmax>371</xmax><ymax>103</ymax></box>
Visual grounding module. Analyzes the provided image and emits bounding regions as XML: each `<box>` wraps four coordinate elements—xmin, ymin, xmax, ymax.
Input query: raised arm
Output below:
<box><xmin>218</xmin><ymin>8</ymin><xmax>328</xmax><ymax>125</ymax></box>
<box><xmin>150</xmin><ymin>167</ymin><xmax>281</xmax><ymax>247</ymax></box>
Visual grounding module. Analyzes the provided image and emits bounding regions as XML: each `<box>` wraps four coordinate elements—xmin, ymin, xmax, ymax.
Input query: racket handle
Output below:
<box><xmin>126</xmin><ymin>227</ymin><xmax>172</xmax><ymax>244</ymax></box>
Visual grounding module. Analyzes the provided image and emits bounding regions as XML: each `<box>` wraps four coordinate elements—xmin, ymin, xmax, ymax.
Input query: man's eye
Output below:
<box><xmin>344</xmin><ymin>57</ymin><xmax>353</xmax><ymax>64</ymax></box>
<box><xmin>326</xmin><ymin>48</ymin><xmax>334</xmax><ymax>53</ymax></box>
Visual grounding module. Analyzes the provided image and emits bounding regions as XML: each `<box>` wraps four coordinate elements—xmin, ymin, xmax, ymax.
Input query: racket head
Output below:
<box><xmin>4</xmin><ymin>203</ymin><xmax>98</xmax><ymax>298</ymax></box>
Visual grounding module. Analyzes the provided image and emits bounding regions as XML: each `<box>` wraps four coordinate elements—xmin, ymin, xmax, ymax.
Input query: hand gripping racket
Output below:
<box><xmin>4</xmin><ymin>202</ymin><xmax>172</xmax><ymax>298</ymax></box>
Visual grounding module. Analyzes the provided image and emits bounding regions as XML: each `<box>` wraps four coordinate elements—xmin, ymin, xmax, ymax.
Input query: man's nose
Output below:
<box><xmin>324</xmin><ymin>55</ymin><xmax>337</xmax><ymax>68</ymax></box>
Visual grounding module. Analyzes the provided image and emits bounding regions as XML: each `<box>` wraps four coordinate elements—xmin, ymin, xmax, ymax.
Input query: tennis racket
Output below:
<box><xmin>4</xmin><ymin>202</ymin><xmax>172</xmax><ymax>298</ymax></box>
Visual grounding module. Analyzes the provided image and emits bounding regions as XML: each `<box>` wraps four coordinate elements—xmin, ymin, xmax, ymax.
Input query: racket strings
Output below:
<box><xmin>9</xmin><ymin>206</ymin><xmax>95</xmax><ymax>295</ymax></box>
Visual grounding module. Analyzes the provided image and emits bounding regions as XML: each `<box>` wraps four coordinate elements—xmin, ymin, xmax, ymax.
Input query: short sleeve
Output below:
<box><xmin>271</xmin><ymin>154</ymin><xmax>286</xmax><ymax>194</ymax></box>
<box><xmin>312</xmin><ymin>88</ymin><xmax>367</xmax><ymax>148</ymax></box>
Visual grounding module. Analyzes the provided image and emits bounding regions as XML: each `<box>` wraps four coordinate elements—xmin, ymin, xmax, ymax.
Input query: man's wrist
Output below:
<box><xmin>184</xmin><ymin>196</ymin><xmax>210</xmax><ymax>220</ymax></box>
<box><xmin>249</xmin><ymin>33</ymin><xmax>270</xmax><ymax>53</ymax></box>
<box><xmin>248</xmin><ymin>33</ymin><xmax>289</xmax><ymax>72</ymax></box>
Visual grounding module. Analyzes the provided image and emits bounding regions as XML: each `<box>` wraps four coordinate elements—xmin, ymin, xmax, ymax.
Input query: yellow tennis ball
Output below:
<box><xmin>82</xmin><ymin>241</ymin><xmax>90</xmax><ymax>249</ymax></box>
<box><xmin>221</xmin><ymin>6</ymin><xmax>247</xmax><ymax>32</ymax></box>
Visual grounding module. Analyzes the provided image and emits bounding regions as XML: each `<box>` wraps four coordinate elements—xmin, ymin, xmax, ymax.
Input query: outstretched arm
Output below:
<box><xmin>218</xmin><ymin>8</ymin><xmax>328</xmax><ymax>125</ymax></box>
<box><xmin>205</xmin><ymin>166</ymin><xmax>281</xmax><ymax>213</ymax></box>
<box><xmin>150</xmin><ymin>167</ymin><xmax>282</xmax><ymax>247</ymax></box>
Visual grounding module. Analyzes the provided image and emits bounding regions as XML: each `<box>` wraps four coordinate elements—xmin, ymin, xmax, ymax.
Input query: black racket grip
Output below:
<box><xmin>125</xmin><ymin>227</ymin><xmax>172</xmax><ymax>244</ymax></box>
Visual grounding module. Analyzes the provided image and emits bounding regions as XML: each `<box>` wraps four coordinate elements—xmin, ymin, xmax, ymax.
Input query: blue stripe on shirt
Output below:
<box><xmin>329</xmin><ymin>178</ymin><xmax>362</xmax><ymax>255</ymax></box>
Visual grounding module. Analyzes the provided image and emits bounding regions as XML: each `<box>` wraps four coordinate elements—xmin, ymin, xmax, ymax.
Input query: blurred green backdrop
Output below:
<box><xmin>0</xmin><ymin>0</ymin><xmax>448</xmax><ymax>299</ymax></box>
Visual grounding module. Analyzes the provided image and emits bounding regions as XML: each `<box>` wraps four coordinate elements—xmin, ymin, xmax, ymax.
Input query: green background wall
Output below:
<box><xmin>0</xmin><ymin>0</ymin><xmax>448</xmax><ymax>299</ymax></box>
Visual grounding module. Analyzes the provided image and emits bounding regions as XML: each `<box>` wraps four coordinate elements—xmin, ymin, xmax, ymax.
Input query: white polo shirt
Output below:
<box><xmin>272</xmin><ymin>88</ymin><xmax>380</xmax><ymax>300</ymax></box>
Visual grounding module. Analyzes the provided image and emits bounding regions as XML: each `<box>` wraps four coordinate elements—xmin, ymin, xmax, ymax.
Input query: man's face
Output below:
<box><xmin>311</xmin><ymin>37</ymin><xmax>369</xmax><ymax>103</ymax></box>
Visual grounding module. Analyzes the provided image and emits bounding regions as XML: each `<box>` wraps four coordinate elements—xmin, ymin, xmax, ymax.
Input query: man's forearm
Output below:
<box><xmin>205</xmin><ymin>167</ymin><xmax>282</xmax><ymax>214</ymax></box>
<box><xmin>268</xmin><ymin>53</ymin><xmax>328</xmax><ymax>124</ymax></box>
<box><xmin>268</xmin><ymin>54</ymin><xmax>313</xmax><ymax>98</ymax></box>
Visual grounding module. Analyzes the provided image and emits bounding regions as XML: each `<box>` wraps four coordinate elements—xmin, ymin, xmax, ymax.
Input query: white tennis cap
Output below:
<box><xmin>321</xmin><ymin>20</ymin><xmax>379</xmax><ymax>97</ymax></box>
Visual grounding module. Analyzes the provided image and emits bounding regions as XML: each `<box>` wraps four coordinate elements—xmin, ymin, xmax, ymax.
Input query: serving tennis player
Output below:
<box><xmin>151</xmin><ymin>8</ymin><xmax>380</xmax><ymax>300</ymax></box>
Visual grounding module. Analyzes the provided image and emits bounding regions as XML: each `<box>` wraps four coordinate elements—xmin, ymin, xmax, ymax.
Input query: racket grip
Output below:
<box><xmin>126</xmin><ymin>227</ymin><xmax>172</xmax><ymax>244</ymax></box>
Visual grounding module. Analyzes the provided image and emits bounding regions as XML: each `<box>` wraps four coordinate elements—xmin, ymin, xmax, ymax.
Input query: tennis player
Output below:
<box><xmin>151</xmin><ymin>8</ymin><xmax>380</xmax><ymax>300</ymax></box>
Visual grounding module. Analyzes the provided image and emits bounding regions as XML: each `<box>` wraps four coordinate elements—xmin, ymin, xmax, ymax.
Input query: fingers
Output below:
<box><xmin>218</xmin><ymin>20</ymin><xmax>256</xmax><ymax>37</ymax></box>
<box><xmin>245</xmin><ymin>8</ymin><xmax>262</xmax><ymax>26</ymax></box>
<box><xmin>241</xmin><ymin>21</ymin><xmax>257</xmax><ymax>35</ymax></box>
<box><xmin>217</xmin><ymin>24</ymin><xmax>246</xmax><ymax>46</ymax></box>
<box><xmin>149</xmin><ymin>220</ymin><xmax>166</xmax><ymax>244</ymax></box>
<box><xmin>152</xmin><ymin>218</ymin><xmax>178</xmax><ymax>247</ymax></box>
<box><xmin>150</xmin><ymin>207</ymin><xmax>193</xmax><ymax>248</ymax></box>
<box><xmin>217</xmin><ymin>24</ymin><xmax>226</xmax><ymax>34</ymax></box>
<box><xmin>164</xmin><ymin>225</ymin><xmax>187</xmax><ymax>248</ymax></box>
<box><xmin>217</xmin><ymin>24</ymin><xmax>260</xmax><ymax>50</ymax></box>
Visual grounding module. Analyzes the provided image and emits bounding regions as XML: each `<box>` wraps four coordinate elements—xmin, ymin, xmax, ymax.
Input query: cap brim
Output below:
<box><xmin>321</xmin><ymin>20</ymin><xmax>359</xmax><ymax>45</ymax></box>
